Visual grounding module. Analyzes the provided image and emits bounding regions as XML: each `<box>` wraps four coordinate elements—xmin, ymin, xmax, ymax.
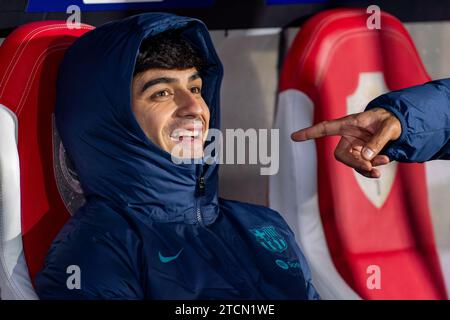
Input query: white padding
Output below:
<box><xmin>426</xmin><ymin>160</ymin><xmax>450</xmax><ymax>297</ymax></box>
<box><xmin>0</xmin><ymin>104</ymin><xmax>38</xmax><ymax>300</ymax></box>
<box><xmin>269</xmin><ymin>90</ymin><xmax>360</xmax><ymax>300</ymax></box>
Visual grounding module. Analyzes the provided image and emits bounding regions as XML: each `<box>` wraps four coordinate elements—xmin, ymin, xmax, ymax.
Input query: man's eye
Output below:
<box><xmin>152</xmin><ymin>90</ymin><xmax>170</xmax><ymax>99</ymax></box>
<box><xmin>191</xmin><ymin>87</ymin><xmax>202</xmax><ymax>94</ymax></box>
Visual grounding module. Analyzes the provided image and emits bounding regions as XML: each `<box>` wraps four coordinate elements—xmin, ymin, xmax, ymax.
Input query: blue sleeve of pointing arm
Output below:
<box><xmin>365</xmin><ymin>79</ymin><xmax>450</xmax><ymax>162</ymax></box>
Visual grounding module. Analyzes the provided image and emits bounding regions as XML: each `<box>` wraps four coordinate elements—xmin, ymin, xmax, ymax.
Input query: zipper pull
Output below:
<box><xmin>197</xmin><ymin>176</ymin><xmax>206</xmax><ymax>196</ymax></box>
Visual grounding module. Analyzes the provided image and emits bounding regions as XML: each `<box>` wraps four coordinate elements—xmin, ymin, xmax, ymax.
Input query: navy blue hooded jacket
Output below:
<box><xmin>34</xmin><ymin>13</ymin><xmax>319</xmax><ymax>300</ymax></box>
<box><xmin>366</xmin><ymin>79</ymin><xmax>450</xmax><ymax>162</ymax></box>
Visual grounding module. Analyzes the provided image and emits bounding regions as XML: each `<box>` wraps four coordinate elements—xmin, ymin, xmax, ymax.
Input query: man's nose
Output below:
<box><xmin>175</xmin><ymin>91</ymin><xmax>203</xmax><ymax>118</ymax></box>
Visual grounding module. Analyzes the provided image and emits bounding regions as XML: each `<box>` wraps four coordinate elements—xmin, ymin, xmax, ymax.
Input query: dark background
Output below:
<box><xmin>1</xmin><ymin>0</ymin><xmax>450</xmax><ymax>38</ymax></box>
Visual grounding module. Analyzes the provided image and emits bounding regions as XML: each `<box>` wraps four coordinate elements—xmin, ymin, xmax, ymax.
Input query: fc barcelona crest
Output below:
<box><xmin>250</xmin><ymin>225</ymin><xmax>288</xmax><ymax>253</ymax></box>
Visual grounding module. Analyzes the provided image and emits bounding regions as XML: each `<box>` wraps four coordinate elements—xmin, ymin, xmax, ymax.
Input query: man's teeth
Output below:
<box><xmin>171</xmin><ymin>130</ymin><xmax>201</xmax><ymax>140</ymax></box>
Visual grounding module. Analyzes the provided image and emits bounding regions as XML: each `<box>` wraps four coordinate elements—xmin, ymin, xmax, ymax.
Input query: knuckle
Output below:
<box><xmin>333</xmin><ymin>148</ymin><xmax>342</xmax><ymax>162</ymax></box>
<box><xmin>350</xmin><ymin>115</ymin><xmax>360</xmax><ymax>126</ymax></box>
<box><xmin>320</xmin><ymin>121</ymin><xmax>328</xmax><ymax>134</ymax></box>
<box><xmin>372</xmin><ymin>141</ymin><xmax>382</xmax><ymax>150</ymax></box>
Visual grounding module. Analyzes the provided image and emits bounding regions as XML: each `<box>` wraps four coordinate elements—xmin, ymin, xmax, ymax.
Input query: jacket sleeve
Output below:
<box><xmin>34</xmin><ymin>228</ymin><xmax>144</xmax><ymax>300</ymax></box>
<box><xmin>365</xmin><ymin>78</ymin><xmax>450</xmax><ymax>162</ymax></box>
<box><xmin>292</xmin><ymin>240</ymin><xmax>321</xmax><ymax>300</ymax></box>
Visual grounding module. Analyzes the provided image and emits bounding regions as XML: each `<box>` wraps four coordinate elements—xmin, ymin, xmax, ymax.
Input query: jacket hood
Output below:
<box><xmin>55</xmin><ymin>13</ymin><xmax>223</xmax><ymax>224</ymax></box>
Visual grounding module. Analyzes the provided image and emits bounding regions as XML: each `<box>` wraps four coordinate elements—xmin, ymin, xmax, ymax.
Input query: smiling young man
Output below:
<box><xmin>34</xmin><ymin>13</ymin><xmax>319</xmax><ymax>300</ymax></box>
<box><xmin>133</xmin><ymin>68</ymin><xmax>206</xmax><ymax>158</ymax></box>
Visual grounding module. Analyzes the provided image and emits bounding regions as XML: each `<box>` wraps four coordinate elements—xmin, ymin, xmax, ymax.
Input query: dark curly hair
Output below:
<box><xmin>133</xmin><ymin>29</ymin><xmax>204</xmax><ymax>76</ymax></box>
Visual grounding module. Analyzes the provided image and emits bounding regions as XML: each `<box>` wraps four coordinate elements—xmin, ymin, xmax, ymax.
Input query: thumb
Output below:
<box><xmin>362</xmin><ymin>121</ymin><xmax>397</xmax><ymax>160</ymax></box>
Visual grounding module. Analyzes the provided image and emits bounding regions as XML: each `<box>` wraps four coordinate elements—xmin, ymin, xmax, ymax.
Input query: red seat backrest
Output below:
<box><xmin>0</xmin><ymin>21</ymin><xmax>94</xmax><ymax>283</ymax></box>
<box><xmin>279</xmin><ymin>9</ymin><xmax>447</xmax><ymax>299</ymax></box>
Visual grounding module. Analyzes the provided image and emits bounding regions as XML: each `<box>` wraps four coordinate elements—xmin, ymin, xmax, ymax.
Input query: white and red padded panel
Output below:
<box><xmin>270</xmin><ymin>9</ymin><xmax>448</xmax><ymax>299</ymax></box>
<box><xmin>0</xmin><ymin>21</ymin><xmax>93</xmax><ymax>299</ymax></box>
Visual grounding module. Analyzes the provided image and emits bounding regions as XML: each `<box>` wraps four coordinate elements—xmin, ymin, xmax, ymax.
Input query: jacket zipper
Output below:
<box><xmin>196</xmin><ymin>175</ymin><xmax>206</xmax><ymax>225</ymax></box>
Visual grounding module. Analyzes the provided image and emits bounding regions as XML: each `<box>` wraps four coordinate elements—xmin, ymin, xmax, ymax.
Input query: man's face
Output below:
<box><xmin>132</xmin><ymin>67</ymin><xmax>210</xmax><ymax>159</ymax></box>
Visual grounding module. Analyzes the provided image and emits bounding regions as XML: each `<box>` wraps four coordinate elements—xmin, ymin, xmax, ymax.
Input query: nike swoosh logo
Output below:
<box><xmin>158</xmin><ymin>248</ymin><xmax>184</xmax><ymax>263</ymax></box>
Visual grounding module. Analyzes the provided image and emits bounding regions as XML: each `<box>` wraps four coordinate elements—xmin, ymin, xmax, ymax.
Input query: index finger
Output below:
<box><xmin>291</xmin><ymin>116</ymin><xmax>353</xmax><ymax>141</ymax></box>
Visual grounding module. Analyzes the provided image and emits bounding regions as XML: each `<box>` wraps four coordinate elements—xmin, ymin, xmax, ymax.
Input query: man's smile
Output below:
<box><xmin>169</xmin><ymin>121</ymin><xmax>205</xmax><ymax>144</ymax></box>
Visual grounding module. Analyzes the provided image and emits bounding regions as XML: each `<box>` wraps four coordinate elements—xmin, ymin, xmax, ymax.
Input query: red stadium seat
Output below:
<box><xmin>0</xmin><ymin>21</ymin><xmax>93</xmax><ymax>299</ymax></box>
<box><xmin>270</xmin><ymin>9</ymin><xmax>448</xmax><ymax>299</ymax></box>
